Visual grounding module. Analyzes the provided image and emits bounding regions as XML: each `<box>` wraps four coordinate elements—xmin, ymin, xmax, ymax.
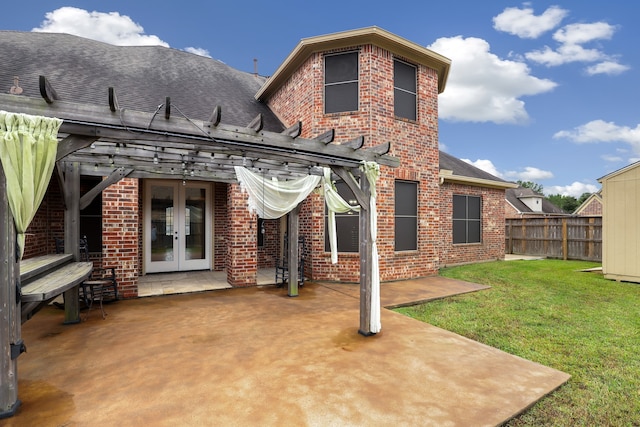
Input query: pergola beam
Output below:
<box><xmin>79</xmin><ymin>167</ymin><xmax>132</xmax><ymax>210</ymax></box>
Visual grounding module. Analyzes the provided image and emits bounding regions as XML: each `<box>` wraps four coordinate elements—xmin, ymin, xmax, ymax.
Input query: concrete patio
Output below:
<box><xmin>4</xmin><ymin>276</ymin><xmax>570</xmax><ymax>426</ymax></box>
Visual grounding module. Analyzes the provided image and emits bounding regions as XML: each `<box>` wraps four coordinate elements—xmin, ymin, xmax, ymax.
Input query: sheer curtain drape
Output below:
<box><xmin>0</xmin><ymin>111</ymin><xmax>61</xmax><ymax>259</ymax></box>
<box><xmin>235</xmin><ymin>161</ymin><xmax>381</xmax><ymax>333</ymax></box>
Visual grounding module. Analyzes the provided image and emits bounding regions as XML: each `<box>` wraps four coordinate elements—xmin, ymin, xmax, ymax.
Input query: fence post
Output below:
<box><xmin>562</xmin><ymin>218</ymin><xmax>568</xmax><ymax>260</ymax></box>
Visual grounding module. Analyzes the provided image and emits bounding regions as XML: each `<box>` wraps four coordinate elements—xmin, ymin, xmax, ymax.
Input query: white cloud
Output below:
<box><xmin>430</xmin><ymin>36</ymin><xmax>557</xmax><ymax>124</ymax></box>
<box><xmin>504</xmin><ymin>166</ymin><xmax>554</xmax><ymax>181</ymax></box>
<box><xmin>185</xmin><ymin>47</ymin><xmax>212</xmax><ymax>58</ymax></box>
<box><xmin>554</xmin><ymin>120</ymin><xmax>640</xmax><ymax>156</ymax></box>
<box><xmin>493</xmin><ymin>5</ymin><xmax>568</xmax><ymax>39</ymax></box>
<box><xmin>31</xmin><ymin>7</ymin><xmax>210</xmax><ymax>57</ymax></box>
<box><xmin>544</xmin><ymin>182</ymin><xmax>600</xmax><ymax>198</ymax></box>
<box><xmin>461</xmin><ymin>158</ymin><xmax>502</xmax><ymax>178</ymax></box>
<box><xmin>526</xmin><ymin>43</ymin><xmax>606</xmax><ymax>66</ymax></box>
<box><xmin>32</xmin><ymin>7</ymin><xmax>169</xmax><ymax>46</ymax></box>
<box><xmin>553</xmin><ymin>22</ymin><xmax>616</xmax><ymax>45</ymax></box>
<box><xmin>524</xmin><ymin>20</ymin><xmax>624</xmax><ymax>74</ymax></box>
<box><xmin>585</xmin><ymin>61</ymin><xmax>630</xmax><ymax>76</ymax></box>
<box><xmin>601</xmin><ymin>154</ymin><xmax>623</xmax><ymax>162</ymax></box>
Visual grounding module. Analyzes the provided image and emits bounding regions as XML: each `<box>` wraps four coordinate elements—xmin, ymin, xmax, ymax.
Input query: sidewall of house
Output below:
<box><xmin>439</xmin><ymin>183</ymin><xmax>506</xmax><ymax>267</ymax></box>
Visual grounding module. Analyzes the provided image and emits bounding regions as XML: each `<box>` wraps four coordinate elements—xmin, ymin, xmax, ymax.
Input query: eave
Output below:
<box><xmin>439</xmin><ymin>170</ymin><xmax>518</xmax><ymax>190</ymax></box>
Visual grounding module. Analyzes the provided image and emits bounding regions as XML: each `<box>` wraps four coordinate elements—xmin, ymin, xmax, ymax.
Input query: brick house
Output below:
<box><xmin>2</xmin><ymin>27</ymin><xmax>515</xmax><ymax>297</ymax></box>
<box><xmin>505</xmin><ymin>186</ymin><xmax>568</xmax><ymax>219</ymax></box>
<box><xmin>573</xmin><ymin>190</ymin><xmax>602</xmax><ymax>216</ymax></box>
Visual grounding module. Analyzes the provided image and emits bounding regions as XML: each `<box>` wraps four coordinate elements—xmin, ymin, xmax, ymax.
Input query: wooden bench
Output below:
<box><xmin>20</xmin><ymin>254</ymin><xmax>93</xmax><ymax>323</ymax></box>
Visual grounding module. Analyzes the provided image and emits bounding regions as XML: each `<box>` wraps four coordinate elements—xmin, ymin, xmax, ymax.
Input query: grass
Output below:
<box><xmin>394</xmin><ymin>259</ymin><xmax>640</xmax><ymax>426</ymax></box>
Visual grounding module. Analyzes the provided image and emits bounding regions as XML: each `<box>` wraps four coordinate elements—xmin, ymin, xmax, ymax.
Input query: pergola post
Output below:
<box><xmin>358</xmin><ymin>174</ymin><xmax>373</xmax><ymax>336</ymax></box>
<box><xmin>61</xmin><ymin>162</ymin><xmax>82</xmax><ymax>324</ymax></box>
<box><xmin>287</xmin><ymin>204</ymin><xmax>302</xmax><ymax>297</ymax></box>
<box><xmin>0</xmin><ymin>162</ymin><xmax>22</xmax><ymax>418</ymax></box>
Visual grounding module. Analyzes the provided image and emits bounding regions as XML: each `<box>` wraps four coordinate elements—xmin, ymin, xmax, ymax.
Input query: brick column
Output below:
<box><xmin>102</xmin><ymin>178</ymin><xmax>139</xmax><ymax>298</ymax></box>
<box><xmin>226</xmin><ymin>183</ymin><xmax>257</xmax><ymax>286</ymax></box>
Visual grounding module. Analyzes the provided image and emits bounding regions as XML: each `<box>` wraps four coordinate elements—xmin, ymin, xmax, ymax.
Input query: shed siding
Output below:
<box><xmin>602</xmin><ymin>164</ymin><xmax>640</xmax><ymax>282</ymax></box>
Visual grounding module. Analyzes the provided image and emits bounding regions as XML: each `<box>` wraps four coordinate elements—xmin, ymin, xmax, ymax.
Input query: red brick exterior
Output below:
<box><xmin>505</xmin><ymin>201</ymin><xmax>522</xmax><ymax>219</ymax></box>
<box><xmin>575</xmin><ymin>197</ymin><xmax>602</xmax><ymax>216</ymax></box>
<box><xmin>213</xmin><ymin>182</ymin><xmax>228</xmax><ymax>271</ymax></box>
<box><xmin>439</xmin><ymin>183</ymin><xmax>506</xmax><ymax>266</ymax></box>
<box><xmin>267</xmin><ymin>45</ymin><xmax>441</xmax><ymax>282</ymax></box>
<box><xmin>226</xmin><ymin>183</ymin><xmax>257</xmax><ymax>286</ymax></box>
<box><xmin>102</xmin><ymin>178</ymin><xmax>139</xmax><ymax>298</ymax></box>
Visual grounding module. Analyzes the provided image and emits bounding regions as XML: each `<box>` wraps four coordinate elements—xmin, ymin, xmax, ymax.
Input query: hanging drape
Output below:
<box><xmin>319</xmin><ymin>167</ymin><xmax>360</xmax><ymax>264</ymax></box>
<box><xmin>0</xmin><ymin>111</ymin><xmax>61</xmax><ymax>259</ymax></box>
<box><xmin>234</xmin><ymin>161</ymin><xmax>381</xmax><ymax>333</ymax></box>
<box><xmin>234</xmin><ymin>166</ymin><xmax>321</xmax><ymax>219</ymax></box>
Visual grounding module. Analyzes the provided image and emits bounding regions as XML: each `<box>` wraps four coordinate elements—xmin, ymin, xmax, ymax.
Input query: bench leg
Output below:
<box><xmin>63</xmin><ymin>286</ymin><xmax>81</xmax><ymax>324</ymax></box>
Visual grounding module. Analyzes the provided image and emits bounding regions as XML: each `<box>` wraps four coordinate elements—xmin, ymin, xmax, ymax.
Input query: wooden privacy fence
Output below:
<box><xmin>505</xmin><ymin>217</ymin><xmax>602</xmax><ymax>262</ymax></box>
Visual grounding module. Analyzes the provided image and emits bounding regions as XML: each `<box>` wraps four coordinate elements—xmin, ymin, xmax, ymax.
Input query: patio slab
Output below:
<box><xmin>4</xmin><ymin>277</ymin><xmax>570</xmax><ymax>426</ymax></box>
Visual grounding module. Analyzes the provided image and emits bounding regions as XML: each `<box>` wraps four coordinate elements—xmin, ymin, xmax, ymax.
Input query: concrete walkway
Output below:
<box><xmin>4</xmin><ymin>277</ymin><xmax>570</xmax><ymax>426</ymax></box>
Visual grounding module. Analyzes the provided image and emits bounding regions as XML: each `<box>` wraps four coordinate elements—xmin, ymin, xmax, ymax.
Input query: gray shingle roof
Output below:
<box><xmin>439</xmin><ymin>150</ymin><xmax>508</xmax><ymax>183</ymax></box>
<box><xmin>0</xmin><ymin>31</ymin><xmax>284</xmax><ymax>132</ymax></box>
<box><xmin>506</xmin><ymin>187</ymin><xmax>568</xmax><ymax>215</ymax></box>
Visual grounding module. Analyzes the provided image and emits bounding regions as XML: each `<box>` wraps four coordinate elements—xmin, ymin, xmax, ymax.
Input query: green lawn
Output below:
<box><xmin>394</xmin><ymin>259</ymin><xmax>640</xmax><ymax>426</ymax></box>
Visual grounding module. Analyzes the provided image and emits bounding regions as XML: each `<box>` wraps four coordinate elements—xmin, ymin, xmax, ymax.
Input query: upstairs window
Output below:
<box><xmin>324</xmin><ymin>52</ymin><xmax>359</xmax><ymax>114</ymax></box>
<box><xmin>394</xmin><ymin>59</ymin><xmax>417</xmax><ymax>121</ymax></box>
<box><xmin>453</xmin><ymin>195</ymin><xmax>481</xmax><ymax>244</ymax></box>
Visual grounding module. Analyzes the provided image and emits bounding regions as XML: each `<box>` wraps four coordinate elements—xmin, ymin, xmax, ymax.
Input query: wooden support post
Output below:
<box><xmin>332</xmin><ymin>166</ymin><xmax>375</xmax><ymax>335</ymax></box>
<box><xmin>358</xmin><ymin>173</ymin><xmax>373</xmax><ymax>336</ymax></box>
<box><xmin>0</xmin><ymin>162</ymin><xmax>22</xmax><ymax>418</ymax></box>
<box><xmin>287</xmin><ymin>204</ymin><xmax>301</xmax><ymax>297</ymax></box>
<box><xmin>562</xmin><ymin>218</ymin><xmax>568</xmax><ymax>261</ymax></box>
<box><xmin>62</xmin><ymin>162</ymin><xmax>82</xmax><ymax>324</ymax></box>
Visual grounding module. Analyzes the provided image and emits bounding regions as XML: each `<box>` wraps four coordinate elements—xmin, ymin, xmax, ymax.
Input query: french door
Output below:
<box><xmin>144</xmin><ymin>180</ymin><xmax>211</xmax><ymax>273</ymax></box>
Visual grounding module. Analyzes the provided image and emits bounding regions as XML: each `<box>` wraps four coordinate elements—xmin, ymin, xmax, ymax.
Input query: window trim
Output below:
<box><xmin>324</xmin><ymin>51</ymin><xmax>359</xmax><ymax>114</ymax></box>
<box><xmin>393</xmin><ymin>58</ymin><xmax>417</xmax><ymax>121</ymax></box>
<box><xmin>452</xmin><ymin>194</ymin><xmax>482</xmax><ymax>245</ymax></box>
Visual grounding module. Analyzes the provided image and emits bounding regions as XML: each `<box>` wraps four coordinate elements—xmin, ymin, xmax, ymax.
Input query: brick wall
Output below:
<box><xmin>267</xmin><ymin>44</ymin><xmax>441</xmax><ymax>282</ymax></box>
<box><xmin>102</xmin><ymin>178</ymin><xmax>139</xmax><ymax>298</ymax></box>
<box><xmin>214</xmin><ymin>182</ymin><xmax>228</xmax><ymax>271</ymax></box>
<box><xmin>439</xmin><ymin>182</ymin><xmax>506</xmax><ymax>266</ymax></box>
<box><xmin>226</xmin><ymin>183</ymin><xmax>257</xmax><ymax>286</ymax></box>
<box><xmin>505</xmin><ymin>201</ymin><xmax>521</xmax><ymax>219</ymax></box>
<box><xmin>576</xmin><ymin>198</ymin><xmax>602</xmax><ymax>216</ymax></box>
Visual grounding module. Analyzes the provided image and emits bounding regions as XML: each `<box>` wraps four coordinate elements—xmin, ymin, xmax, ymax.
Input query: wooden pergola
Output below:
<box><xmin>0</xmin><ymin>79</ymin><xmax>399</xmax><ymax>417</ymax></box>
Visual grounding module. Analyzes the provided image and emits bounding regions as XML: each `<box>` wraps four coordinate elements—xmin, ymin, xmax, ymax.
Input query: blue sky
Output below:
<box><xmin>3</xmin><ymin>1</ymin><xmax>639</xmax><ymax>197</ymax></box>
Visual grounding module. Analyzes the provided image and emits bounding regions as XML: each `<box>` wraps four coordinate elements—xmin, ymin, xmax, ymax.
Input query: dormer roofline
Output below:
<box><xmin>255</xmin><ymin>26</ymin><xmax>451</xmax><ymax>101</ymax></box>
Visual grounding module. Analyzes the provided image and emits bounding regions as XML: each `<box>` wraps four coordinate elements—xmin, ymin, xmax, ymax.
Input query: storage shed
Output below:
<box><xmin>598</xmin><ymin>161</ymin><xmax>640</xmax><ymax>283</ymax></box>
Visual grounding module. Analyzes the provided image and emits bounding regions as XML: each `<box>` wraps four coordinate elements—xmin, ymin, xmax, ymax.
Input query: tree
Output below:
<box><xmin>577</xmin><ymin>192</ymin><xmax>592</xmax><ymax>205</ymax></box>
<box><xmin>517</xmin><ymin>180</ymin><xmax>544</xmax><ymax>194</ymax></box>
<box><xmin>547</xmin><ymin>194</ymin><xmax>579</xmax><ymax>212</ymax></box>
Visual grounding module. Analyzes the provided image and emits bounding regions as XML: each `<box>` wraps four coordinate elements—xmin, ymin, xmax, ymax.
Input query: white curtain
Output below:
<box><xmin>234</xmin><ymin>161</ymin><xmax>381</xmax><ymax>333</ymax></box>
<box><xmin>0</xmin><ymin>111</ymin><xmax>62</xmax><ymax>259</ymax></box>
<box><xmin>234</xmin><ymin>166</ymin><xmax>321</xmax><ymax>219</ymax></box>
<box><xmin>319</xmin><ymin>167</ymin><xmax>360</xmax><ymax>264</ymax></box>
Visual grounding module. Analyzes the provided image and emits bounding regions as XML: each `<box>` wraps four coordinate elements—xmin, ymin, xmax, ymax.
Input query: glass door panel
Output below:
<box><xmin>145</xmin><ymin>181</ymin><xmax>211</xmax><ymax>273</ymax></box>
<box><xmin>149</xmin><ymin>184</ymin><xmax>178</xmax><ymax>271</ymax></box>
